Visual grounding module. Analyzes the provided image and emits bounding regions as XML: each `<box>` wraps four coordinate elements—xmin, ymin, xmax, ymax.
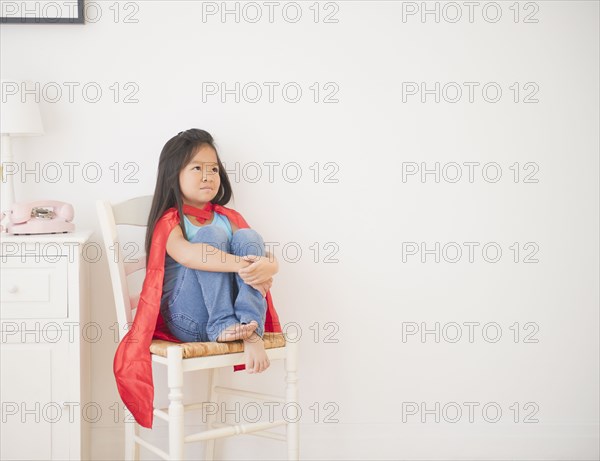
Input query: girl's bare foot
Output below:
<box><xmin>216</xmin><ymin>323</ymin><xmax>249</xmax><ymax>342</ymax></box>
<box><xmin>216</xmin><ymin>323</ymin><xmax>253</xmax><ymax>342</ymax></box>
<box><xmin>243</xmin><ymin>332</ymin><xmax>270</xmax><ymax>373</ymax></box>
<box><xmin>241</xmin><ymin>320</ymin><xmax>259</xmax><ymax>335</ymax></box>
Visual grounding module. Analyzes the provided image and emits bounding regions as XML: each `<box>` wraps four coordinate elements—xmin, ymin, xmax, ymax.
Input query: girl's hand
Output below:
<box><xmin>238</xmin><ymin>254</ymin><xmax>277</xmax><ymax>285</ymax></box>
<box><xmin>249</xmin><ymin>277</ymin><xmax>273</xmax><ymax>297</ymax></box>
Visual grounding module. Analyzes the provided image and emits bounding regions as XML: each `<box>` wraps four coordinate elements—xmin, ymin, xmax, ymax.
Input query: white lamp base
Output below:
<box><xmin>1</xmin><ymin>134</ymin><xmax>16</xmax><ymax>231</ymax></box>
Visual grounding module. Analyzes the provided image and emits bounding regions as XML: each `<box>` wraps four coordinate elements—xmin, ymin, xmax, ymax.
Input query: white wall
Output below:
<box><xmin>1</xmin><ymin>1</ymin><xmax>598</xmax><ymax>459</ymax></box>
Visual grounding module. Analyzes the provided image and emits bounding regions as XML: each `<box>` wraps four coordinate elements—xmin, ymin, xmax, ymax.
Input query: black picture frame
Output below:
<box><xmin>1</xmin><ymin>0</ymin><xmax>85</xmax><ymax>24</ymax></box>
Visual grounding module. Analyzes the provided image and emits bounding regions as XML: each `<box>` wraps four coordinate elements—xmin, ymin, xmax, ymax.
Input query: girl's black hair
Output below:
<box><xmin>144</xmin><ymin>128</ymin><xmax>234</xmax><ymax>257</ymax></box>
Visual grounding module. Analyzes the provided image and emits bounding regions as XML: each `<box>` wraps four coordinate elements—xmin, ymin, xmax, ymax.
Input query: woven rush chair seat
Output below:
<box><xmin>150</xmin><ymin>332</ymin><xmax>287</xmax><ymax>359</ymax></box>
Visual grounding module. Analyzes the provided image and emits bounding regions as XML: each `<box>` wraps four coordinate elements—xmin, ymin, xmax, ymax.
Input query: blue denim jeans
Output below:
<box><xmin>160</xmin><ymin>226</ymin><xmax>267</xmax><ymax>342</ymax></box>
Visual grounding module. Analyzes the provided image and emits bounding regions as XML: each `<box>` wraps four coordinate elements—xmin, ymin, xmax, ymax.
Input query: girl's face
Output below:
<box><xmin>179</xmin><ymin>144</ymin><xmax>221</xmax><ymax>208</ymax></box>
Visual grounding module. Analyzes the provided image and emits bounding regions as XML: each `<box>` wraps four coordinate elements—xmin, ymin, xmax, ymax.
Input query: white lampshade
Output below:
<box><xmin>0</xmin><ymin>79</ymin><xmax>45</xmax><ymax>136</ymax></box>
<box><xmin>0</xmin><ymin>79</ymin><xmax>45</xmax><ymax>231</ymax></box>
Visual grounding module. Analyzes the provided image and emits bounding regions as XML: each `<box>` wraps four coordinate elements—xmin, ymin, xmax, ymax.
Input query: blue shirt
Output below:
<box><xmin>162</xmin><ymin>212</ymin><xmax>233</xmax><ymax>302</ymax></box>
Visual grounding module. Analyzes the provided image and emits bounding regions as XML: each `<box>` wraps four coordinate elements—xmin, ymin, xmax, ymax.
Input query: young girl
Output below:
<box><xmin>145</xmin><ymin>128</ymin><xmax>279</xmax><ymax>374</ymax></box>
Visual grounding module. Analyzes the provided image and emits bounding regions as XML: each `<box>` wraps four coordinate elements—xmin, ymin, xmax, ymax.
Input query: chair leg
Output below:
<box><xmin>285</xmin><ymin>341</ymin><xmax>300</xmax><ymax>460</ymax></box>
<box><xmin>124</xmin><ymin>407</ymin><xmax>139</xmax><ymax>460</ymax></box>
<box><xmin>204</xmin><ymin>368</ymin><xmax>219</xmax><ymax>461</ymax></box>
<box><xmin>168</xmin><ymin>346</ymin><xmax>185</xmax><ymax>461</ymax></box>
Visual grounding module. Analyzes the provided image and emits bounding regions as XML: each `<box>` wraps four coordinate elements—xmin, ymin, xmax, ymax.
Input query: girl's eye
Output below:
<box><xmin>192</xmin><ymin>166</ymin><xmax>218</xmax><ymax>172</ymax></box>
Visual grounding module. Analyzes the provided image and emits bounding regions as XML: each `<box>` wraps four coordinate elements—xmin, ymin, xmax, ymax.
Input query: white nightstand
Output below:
<box><xmin>0</xmin><ymin>230</ymin><xmax>93</xmax><ymax>461</ymax></box>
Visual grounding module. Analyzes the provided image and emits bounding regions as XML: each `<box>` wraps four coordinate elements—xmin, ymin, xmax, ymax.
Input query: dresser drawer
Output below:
<box><xmin>0</xmin><ymin>256</ymin><xmax>68</xmax><ymax>319</ymax></box>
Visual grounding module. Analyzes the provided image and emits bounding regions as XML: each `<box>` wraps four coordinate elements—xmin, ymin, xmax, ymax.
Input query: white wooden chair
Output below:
<box><xmin>96</xmin><ymin>196</ymin><xmax>299</xmax><ymax>460</ymax></box>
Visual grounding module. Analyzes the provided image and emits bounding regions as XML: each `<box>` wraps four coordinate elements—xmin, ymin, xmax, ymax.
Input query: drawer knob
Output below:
<box><xmin>7</xmin><ymin>285</ymin><xmax>18</xmax><ymax>294</ymax></box>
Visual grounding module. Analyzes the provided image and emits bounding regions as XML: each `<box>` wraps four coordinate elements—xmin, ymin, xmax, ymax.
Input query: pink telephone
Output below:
<box><xmin>4</xmin><ymin>200</ymin><xmax>76</xmax><ymax>235</ymax></box>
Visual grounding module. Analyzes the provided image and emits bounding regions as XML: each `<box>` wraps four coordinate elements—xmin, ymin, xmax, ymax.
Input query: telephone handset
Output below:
<box><xmin>3</xmin><ymin>200</ymin><xmax>76</xmax><ymax>235</ymax></box>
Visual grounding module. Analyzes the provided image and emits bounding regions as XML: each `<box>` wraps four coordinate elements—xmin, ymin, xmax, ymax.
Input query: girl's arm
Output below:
<box><xmin>166</xmin><ymin>225</ymin><xmax>251</xmax><ymax>272</ymax></box>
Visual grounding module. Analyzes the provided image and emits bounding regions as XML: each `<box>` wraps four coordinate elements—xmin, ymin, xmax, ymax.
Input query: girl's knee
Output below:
<box><xmin>232</xmin><ymin>228</ymin><xmax>262</xmax><ymax>241</ymax></box>
<box><xmin>231</xmin><ymin>228</ymin><xmax>265</xmax><ymax>256</ymax></box>
<box><xmin>189</xmin><ymin>226</ymin><xmax>230</xmax><ymax>250</ymax></box>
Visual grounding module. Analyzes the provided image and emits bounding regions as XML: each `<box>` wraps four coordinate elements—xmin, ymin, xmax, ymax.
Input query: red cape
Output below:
<box><xmin>113</xmin><ymin>205</ymin><xmax>282</xmax><ymax>428</ymax></box>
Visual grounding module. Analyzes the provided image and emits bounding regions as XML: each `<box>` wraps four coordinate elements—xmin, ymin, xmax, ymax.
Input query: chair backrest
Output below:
<box><xmin>96</xmin><ymin>196</ymin><xmax>153</xmax><ymax>342</ymax></box>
